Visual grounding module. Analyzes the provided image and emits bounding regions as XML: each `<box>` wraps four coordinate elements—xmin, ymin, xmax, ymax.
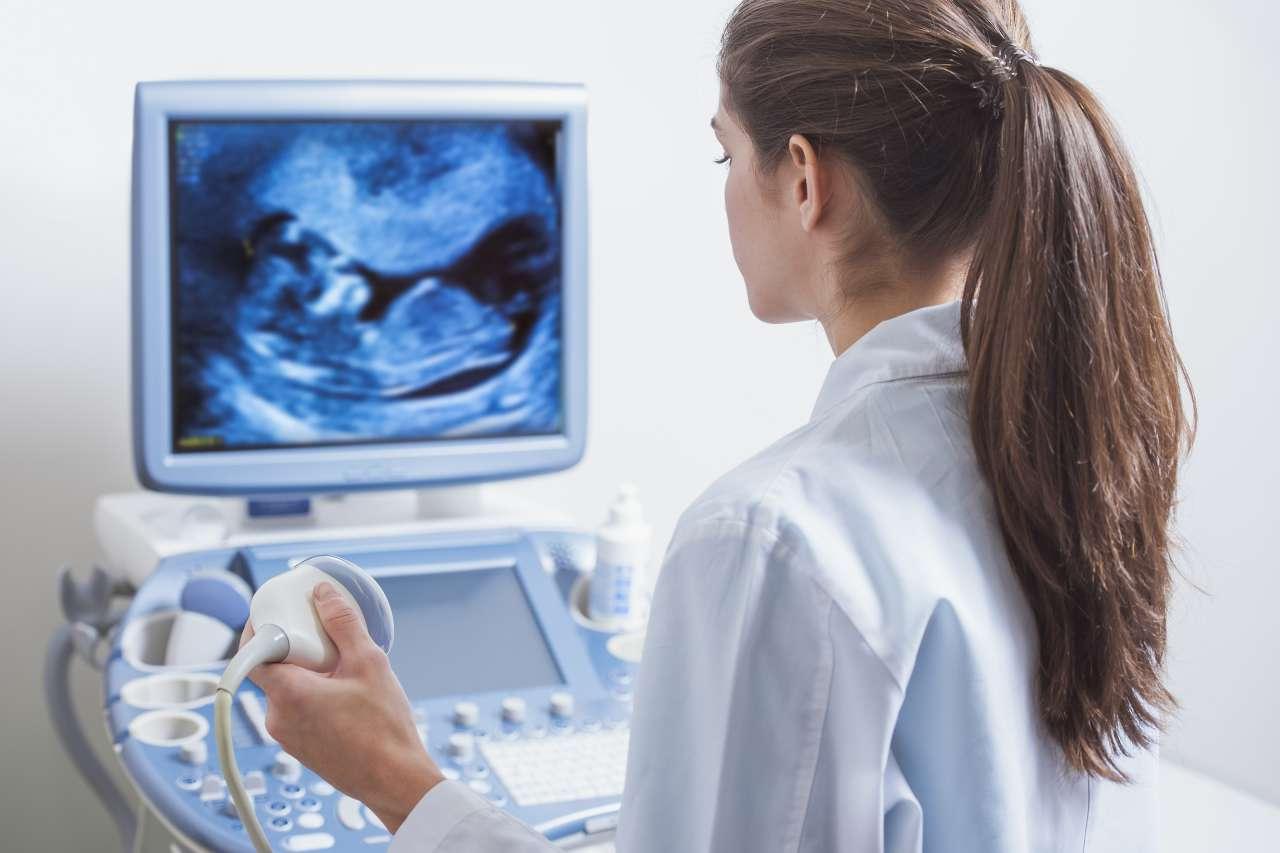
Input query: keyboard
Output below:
<box><xmin>480</xmin><ymin>727</ymin><xmax>630</xmax><ymax>806</ymax></box>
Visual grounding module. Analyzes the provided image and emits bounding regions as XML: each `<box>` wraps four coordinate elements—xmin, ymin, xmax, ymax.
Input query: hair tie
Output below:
<box><xmin>972</xmin><ymin>41</ymin><xmax>1038</xmax><ymax>118</ymax></box>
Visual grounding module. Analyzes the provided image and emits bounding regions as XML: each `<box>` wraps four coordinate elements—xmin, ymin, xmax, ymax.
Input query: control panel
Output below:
<box><xmin>104</xmin><ymin>527</ymin><xmax>637</xmax><ymax>851</ymax></box>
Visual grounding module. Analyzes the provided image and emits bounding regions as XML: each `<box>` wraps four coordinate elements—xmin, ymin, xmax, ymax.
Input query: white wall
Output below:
<box><xmin>0</xmin><ymin>1</ymin><xmax>1274</xmax><ymax>848</ymax></box>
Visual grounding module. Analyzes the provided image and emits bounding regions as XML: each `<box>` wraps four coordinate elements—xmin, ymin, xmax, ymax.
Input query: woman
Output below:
<box><xmin>248</xmin><ymin>0</ymin><xmax>1192</xmax><ymax>849</ymax></box>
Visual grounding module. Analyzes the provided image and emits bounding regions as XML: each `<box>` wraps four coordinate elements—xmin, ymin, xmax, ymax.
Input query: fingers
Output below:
<box><xmin>256</xmin><ymin>664</ymin><xmax>334</xmax><ymax>747</ymax></box>
<box><xmin>248</xmin><ymin>658</ymin><xmax>328</xmax><ymax>701</ymax></box>
<box><xmin>237</xmin><ymin>621</ymin><xmax>256</xmax><ymax>652</ymax></box>
<box><xmin>312</xmin><ymin>581</ymin><xmax>378</xmax><ymax>663</ymax></box>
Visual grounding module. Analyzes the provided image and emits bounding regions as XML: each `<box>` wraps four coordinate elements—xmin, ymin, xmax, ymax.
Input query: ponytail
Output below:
<box><xmin>961</xmin><ymin>62</ymin><xmax>1192</xmax><ymax>781</ymax></box>
<box><xmin>718</xmin><ymin>0</ymin><xmax>1193</xmax><ymax>781</ymax></box>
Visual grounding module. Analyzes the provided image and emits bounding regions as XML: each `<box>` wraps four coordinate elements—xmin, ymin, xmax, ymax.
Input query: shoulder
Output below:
<box><xmin>675</xmin><ymin>376</ymin><xmax>972</xmax><ymax>575</ymax></box>
<box><xmin>668</xmin><ymin>378</ymin><xmax>983</xmax><ymax>679</ymax></box>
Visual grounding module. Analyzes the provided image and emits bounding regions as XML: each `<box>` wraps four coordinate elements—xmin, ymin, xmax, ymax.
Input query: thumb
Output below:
<box><xmin>312</xmin><ymin>581</ymin><xmax>373</xmax><ymax>658</ymax></box>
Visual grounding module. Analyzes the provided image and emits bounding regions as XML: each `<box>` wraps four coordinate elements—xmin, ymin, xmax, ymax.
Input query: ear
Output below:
<box><xmin>786</xmin><ymin>133</ymin><xmax>829</xmax><ymax>232</ymax></box>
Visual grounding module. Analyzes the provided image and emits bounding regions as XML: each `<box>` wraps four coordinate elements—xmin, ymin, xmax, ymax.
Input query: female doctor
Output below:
<box><xmin>245</xmin><ymin>0</ymin><xmax>1192</xmax><ymax>849</ymax></box>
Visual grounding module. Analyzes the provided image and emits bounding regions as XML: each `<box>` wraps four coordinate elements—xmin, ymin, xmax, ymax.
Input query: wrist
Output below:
<box><xmin>367</xmin><ymin>751</ymin><xmax>446</xmax><ymax>835</ymax></box>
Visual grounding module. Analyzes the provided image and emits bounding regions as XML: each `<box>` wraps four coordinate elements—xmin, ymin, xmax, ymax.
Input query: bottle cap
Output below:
<box><xmin>607</xmin><ymin>483</ymin><xmax>645</xmax><ymax>527</ymax></box>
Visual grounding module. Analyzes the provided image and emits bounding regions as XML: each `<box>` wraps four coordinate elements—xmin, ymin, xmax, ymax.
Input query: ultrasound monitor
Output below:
<box><xmin>131</xmin><ymin>80</ymin><xmax>587</xmax><ymax>494</ymax></box>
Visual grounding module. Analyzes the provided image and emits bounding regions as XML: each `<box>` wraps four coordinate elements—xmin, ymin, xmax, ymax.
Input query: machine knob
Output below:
<box><xmin>452</xmin><ymin>701</ymin><xmax>479</xmax><ymax>728</ymax></box>
<box><xmin>446</xmin><ymin>733</ymin><xmax>475</xmax><ymax>764</ymax></box>
<box><xmin>272</xmin><ymin>751</ymin><xmax>303</xmax><ymax>781</ymax></box>
<box><xmin>199</xmin><ymin>773</ymin><xmax>227</xmax><ymax>802</ymax></box>
<box><xmin>549</xmin><ymin>691</ymin><xmax>575</xmax><ymax>719</ymax></box>
<box><xmin>500</xmin><ymin>696</ymin><xmax>527</xmax><ymax>724</ymax></box>
<box><xmin>179</xmin><ymin>739</ymin><xmax>208</xmax><ymax>765</ymax></box>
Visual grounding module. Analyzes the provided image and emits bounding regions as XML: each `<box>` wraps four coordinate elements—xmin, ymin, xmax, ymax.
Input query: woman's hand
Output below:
<box><xmin>242</xmin><ymin>581</ymin><xmax>444</xmax><ymax>833</ymax></box>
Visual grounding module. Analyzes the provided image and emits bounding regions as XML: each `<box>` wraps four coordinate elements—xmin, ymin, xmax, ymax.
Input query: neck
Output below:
<box><xmin>818</xmin><ymin>253</ymin><xmax>969</xmax><ymax>356</ymax></box>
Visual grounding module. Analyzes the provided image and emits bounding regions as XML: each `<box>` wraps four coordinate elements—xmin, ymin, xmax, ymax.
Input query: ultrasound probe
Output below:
<box><xmin>213</xmin><ymin>556</ymin><xmax>394</xmax><ymax>852</ymax></box>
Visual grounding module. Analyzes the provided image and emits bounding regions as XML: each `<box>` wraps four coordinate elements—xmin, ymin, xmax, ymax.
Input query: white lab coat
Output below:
<box><xmin>390</xmin><ymin>300</ymin><xmax>1158</xmax><ymax>852</ymax></box>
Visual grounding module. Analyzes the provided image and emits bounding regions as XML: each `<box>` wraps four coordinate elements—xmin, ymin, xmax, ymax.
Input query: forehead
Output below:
<box><xmin>711</xmin><ymin>108</ymin><xmax>734</xmax><ymax>136</ymax></box>
<box><xmin>711</xmin><ymin>86</ymin><xmax>741</xmax><ymax>136</ymax></box>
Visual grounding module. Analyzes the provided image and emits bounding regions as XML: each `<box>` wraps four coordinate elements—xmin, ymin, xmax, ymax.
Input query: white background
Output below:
<box><xmin>0</xmin><ymin>0</ymin><xmax>1276</xmax><ymax>849</ymax></box>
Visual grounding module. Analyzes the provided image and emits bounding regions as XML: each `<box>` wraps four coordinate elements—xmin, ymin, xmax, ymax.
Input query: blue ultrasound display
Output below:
<box><xmin>376</xmin><ymin>566</ymin><xmax>564</xmax><ymax>699</ymax></box>
<box><xmin>167</xmin><ymin>119</ymin><xmax>564</xmax><ymax>453</ymax></box>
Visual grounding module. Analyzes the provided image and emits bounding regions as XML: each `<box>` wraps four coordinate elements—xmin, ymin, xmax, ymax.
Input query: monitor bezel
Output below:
<box><xmin>132</xmin><ymin>79</ymin><xmax>588</xmax><ymax>495</ymax></box>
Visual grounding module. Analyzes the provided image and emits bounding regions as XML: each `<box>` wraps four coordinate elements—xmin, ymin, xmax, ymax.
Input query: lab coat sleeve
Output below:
<box><xmin>615</xmin><ymin>512</ymin><xmax>851</xmax><ymax>851</ymax></box>
<box><xmin>388</xmin><ymin>779</ymin><xmax>556</xmax><ymax>852</ymax></box>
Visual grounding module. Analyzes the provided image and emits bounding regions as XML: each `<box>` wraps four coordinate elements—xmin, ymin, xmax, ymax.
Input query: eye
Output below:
<box><xmin>713</xmin><ymin>152</ymin><xmax>731</xmax><ymax>165</ymax></box>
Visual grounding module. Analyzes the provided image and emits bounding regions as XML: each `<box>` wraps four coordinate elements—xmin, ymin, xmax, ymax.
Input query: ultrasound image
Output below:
<box><xmin>169</xmin><ymin>120</ymin><xmax>563</xmax><ymax>452</ymax></box>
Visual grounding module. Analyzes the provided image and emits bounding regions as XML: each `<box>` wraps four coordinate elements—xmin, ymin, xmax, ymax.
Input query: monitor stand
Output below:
<box><xmin>95</xmin><ymin>485</ymin><xmax>577</xmax><ymax>587</ymax></box>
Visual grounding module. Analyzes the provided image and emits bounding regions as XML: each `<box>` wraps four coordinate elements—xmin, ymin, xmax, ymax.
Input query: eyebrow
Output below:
<box><xmin>710</xmin><ymin>115</ymin><xmax>721</xmax><ymax>132</ymax></box>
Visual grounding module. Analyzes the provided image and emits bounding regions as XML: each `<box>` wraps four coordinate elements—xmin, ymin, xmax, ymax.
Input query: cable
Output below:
<box><xmin>45</xmin><ymin>624</ymin><xmax>139</xmax><ymax>850</ymax></box>
<box><xmin>215</xmin><ymin>625</ymin><xmax>290</xmax><ymax>853</ymax></box>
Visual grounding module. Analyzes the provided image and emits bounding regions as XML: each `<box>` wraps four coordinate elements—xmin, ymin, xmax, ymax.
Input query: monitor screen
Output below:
<box><xmin>376</xmin><ymin>565</ymin><xmax>564</xmax><ymax>700</ymax></box>
<box><xmin>166</xmin><ymin>118</ymin><xmax>564</xmax><ymax>454</ymax></box>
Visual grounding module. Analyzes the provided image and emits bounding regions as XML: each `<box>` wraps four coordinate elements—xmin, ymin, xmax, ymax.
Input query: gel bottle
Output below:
<box><xmin>589</xmin><ymin>483</ymin><xmax>652</xmax><ymax>626</ymax></box>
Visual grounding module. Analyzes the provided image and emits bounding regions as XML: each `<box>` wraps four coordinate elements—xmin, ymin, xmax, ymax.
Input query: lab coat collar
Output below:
<box><xmin>809</xmin><ymin>299</ymin><xmax>967</xmax><ymax>423</ymax></box>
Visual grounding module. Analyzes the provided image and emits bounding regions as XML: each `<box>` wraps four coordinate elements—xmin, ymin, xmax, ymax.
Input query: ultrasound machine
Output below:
<box><xmin>46</xmin><ymin>80</ymin><xmax>642</xmax><ymax>852</ymax></box>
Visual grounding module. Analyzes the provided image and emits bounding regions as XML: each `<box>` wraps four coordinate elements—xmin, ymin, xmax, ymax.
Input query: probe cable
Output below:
<box><xmin>215</xmin><ymin>625</ymin><xmax>291</xmax><ymax>853</ymax></box>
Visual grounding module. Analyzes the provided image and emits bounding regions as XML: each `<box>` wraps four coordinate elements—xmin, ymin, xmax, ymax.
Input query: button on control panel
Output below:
<box><xmin>273</xmin><ymin>752</ymin><xmax>303</xmax><ymax>782</ymax></box>
<box><xmin>549</xmin><ymin>691</ymin><xmax>575</xmax><ymax>719</ymax></box>
<box><xmin>446</xmin><ymin>732</ymin><xmax>475</xmax><ymax>763</ymax></box>
<box><xmin>452</xmin><ymin>701</ymin><xmax>479</xmax><ymax>728</ymax></box>
<box><xmin>501</xmin><ymin>696</ymin><xmax>527</xmax><ymax>724</ymax></box>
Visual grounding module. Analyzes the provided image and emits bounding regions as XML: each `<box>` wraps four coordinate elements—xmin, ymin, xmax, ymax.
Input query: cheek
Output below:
<box><xmin>724</xmin><ymin>169</ymin><xmax>752</xmax><ymax>264</ymax></box>
<box><xmin>722</xmin><ymin>170</ymin><xmax>801</xmax><ymax>323</ymax></box>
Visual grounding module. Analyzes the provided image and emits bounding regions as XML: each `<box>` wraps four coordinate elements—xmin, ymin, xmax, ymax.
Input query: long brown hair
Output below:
<box><xmin>719</xmin><ymin>0</ymin><xmax>1193</xmax><ymax>781</ymax></box>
